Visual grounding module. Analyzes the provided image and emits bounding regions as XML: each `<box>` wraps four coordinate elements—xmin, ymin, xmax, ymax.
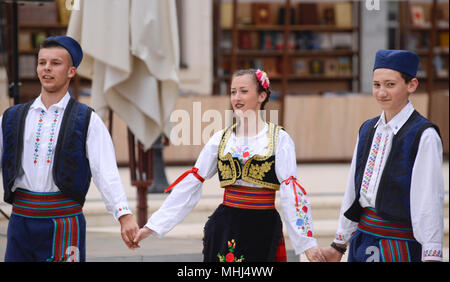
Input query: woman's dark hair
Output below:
<box><xmin>232</xmin><ymin>68</ymin><xmax>271</xmax><ymax>110</ymax></box>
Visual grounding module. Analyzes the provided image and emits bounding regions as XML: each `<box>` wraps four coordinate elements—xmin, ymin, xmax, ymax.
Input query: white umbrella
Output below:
<box><xmin>67</xmin><ymin>0</ymin><xmax>179</xmax><ymax>151</ymax></box>
<box><xmin>67</xmin><ymin>0</ymin><xmax>180</xmax><ymax>226</ymax></box>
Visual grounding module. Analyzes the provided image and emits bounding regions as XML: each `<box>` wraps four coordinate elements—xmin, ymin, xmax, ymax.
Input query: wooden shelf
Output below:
<box><xmin>224</xmin><ymin>24</ymin><xmax>357</xmax><ymax>32</ymax></box>
<box><xmin>19</xmin><ymin>23</ymin><xmax>67</xmax><ymax>29</ymax></box>
<box><xmin>213</xmin><ymin>0</ymin><xmax>361</xmax><ymax>124</ymax></box>
<box><xmin>399</xmin><ymin>0</ymin><xmax>449</xmax><ymax>94</ymax></box>
<box><xmin>222</xmin><ymin>50</ymin><xmax>284</xmax><ymax>56</ymax></box>
<box><xmin>219</xmin><ymin>74</ymin><xmax>357</xmax><ymax>81</ymax></box>
<box><xmin>409</xmin><ymin>25</ymin><xmax>449</xmax><ymax>32</ymax></box>
<box><xmin>17</xmin><ymin>49</ymin><xmax>38</xmax><ymax>54</ymax></box>
<box><xmin>221</xmin><ymin>49</ymin><xmax>357</xmax><ymax>57</ymax></box>
<box><xmin>2</xmin><ymin>1</ymin><xmax>84</xmax><ymax>104</ymax></box>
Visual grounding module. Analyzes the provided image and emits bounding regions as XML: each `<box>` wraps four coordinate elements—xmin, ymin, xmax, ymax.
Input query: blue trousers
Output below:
<box><xmin>5</xmin><ymin>213</ymin><xmax>86</xmax><ymax>262</ymax></box>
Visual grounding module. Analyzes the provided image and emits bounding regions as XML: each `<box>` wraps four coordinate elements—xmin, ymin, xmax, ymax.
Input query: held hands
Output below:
<box><xmin>118</xmin><ymin>214</ymin><xmax>140</xmax><ymax>249</ymax></box>
<box><xmin>320</xmin><ymin>245</ymin><xmax>345</xmax><ymax>262</ymax></box>
<box><xmin>304</xmin><ymin>246</ymin><xmax>326</xmax><ymax>262</ymax></box>
<box><xmin>118</xmin><ymin>214</ymin><xmax>154</xmax><ymax>249</ymax></box>
<box><xmin>133</xmin><ymin>226</ymin><xmax>154</xmax><ymax>248</ymax></box>
<box><xmin>305</xmin><ymin>243</ymin><xmax>346</xmax><ymax>262</ymax></box>
<box><xmin>117</xmin><ymin>217</ymin><xmax>346</xmax><ymax>262</ymax></box>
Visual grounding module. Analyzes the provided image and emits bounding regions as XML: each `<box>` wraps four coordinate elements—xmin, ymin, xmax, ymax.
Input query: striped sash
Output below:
<box><xmin>49</xmin><ymin>216</ymin><xmax>81</xmax><ymax>262</ymax></box>
<box><xmin>11</xmin><ymin>189</ymin><xmax>83</xmax><ymax>262</ymax></box>
<box><xmin>358</xmin><ymin>208</ymin><xmax>416</xmax><ymax>262</ymax></box>
<box><xmin>223</xmin><ymin>185</ymin><xmax>276</xmax><ymax>210</ymax></box>
<box><xmin>12</xmin><ymin>188</ymin><xmax>82</xmax><ymax>218</ymax></box>
<box><xmin>357</xmin><ymin>208</ymin><xmax>415</xmax><ymax>241</ymax></box>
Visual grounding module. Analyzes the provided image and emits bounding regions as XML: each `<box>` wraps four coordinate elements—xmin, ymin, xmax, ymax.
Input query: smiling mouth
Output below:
<box><xmin>234</xmin><ymin>103</ymin><xmax>244</xmax><ymax>109</ymax></box>
<box><xmin>42</xmin><ymin>75</ymin><xmax>54</xmax><ymax>80</ymax></box>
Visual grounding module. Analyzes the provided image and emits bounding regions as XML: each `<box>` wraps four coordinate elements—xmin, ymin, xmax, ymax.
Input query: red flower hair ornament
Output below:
<box><xmin>255</xmin><ymin>69</ymin><xmax>270</xmax><ymax>90</ymax></box>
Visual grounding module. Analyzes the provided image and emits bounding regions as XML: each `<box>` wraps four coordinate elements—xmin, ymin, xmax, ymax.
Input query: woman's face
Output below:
<box><xmin>230</xmin><ymin>74</ymin><xmax>266</xmax><ymax>116</ymax></box>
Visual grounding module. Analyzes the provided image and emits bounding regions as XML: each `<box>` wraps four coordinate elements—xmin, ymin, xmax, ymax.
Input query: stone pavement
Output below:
<box><xmin>0</xmin><ymin>162</ymin><xmax>448</xmax><ymax>262</ymax></box>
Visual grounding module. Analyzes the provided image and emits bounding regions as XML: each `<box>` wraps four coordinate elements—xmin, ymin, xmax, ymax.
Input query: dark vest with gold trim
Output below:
<box><xmin>217</xmin><ymin>122</ymin><xmax>282</xmax><ymax>190</ymax></box>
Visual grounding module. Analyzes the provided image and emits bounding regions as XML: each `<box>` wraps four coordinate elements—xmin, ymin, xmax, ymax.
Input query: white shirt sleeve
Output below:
<box><xmin>145</xmin><ymin>130</ymin><xmax>222</xmax><ymax>237</ymax></box>
<box><xmin>275</xmin><ymin>130</ymin><xmax>318</xmax><ymax>255</ymax></box>
<box><xmin>86</xmin><ymin>112</ymin><xmax>132</xmax><ymax>220</ymax></box>
<box><xmin>334</xmin><ymin>137</ymin><xmax>359</xmax><ymax>245</ymax></box>
<box><xmin>410</xmin><ymin>127</ymin><xmax>445</xmax><ymax>261</ymax></box>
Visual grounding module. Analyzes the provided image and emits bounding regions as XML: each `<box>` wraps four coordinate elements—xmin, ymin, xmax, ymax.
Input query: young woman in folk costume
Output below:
<box><xmin>134</xmin><ymin>69</ymin><xmax>325</xmax><ymax>262</ymax></box>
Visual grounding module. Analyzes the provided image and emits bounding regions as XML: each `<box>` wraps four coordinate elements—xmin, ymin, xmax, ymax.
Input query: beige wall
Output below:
<box><xmin>178</xmin><ymin>1</ymin><xmax>213</xmax><ymax>95</ymax></box>
<box><xmin>0</xmin><ymin>67</ymin><xmax>12</xmax><ymax>115</ymax></box>
<box><xmin>283</xmin><ymin>93</ymin><xmax>429</xmax><ymax>161</ymax></box>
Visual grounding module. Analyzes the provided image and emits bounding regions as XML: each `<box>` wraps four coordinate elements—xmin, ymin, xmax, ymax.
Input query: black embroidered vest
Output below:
<box><xmin>217</xmin><ymin>122</ymin><xmax>282</xmax><ymax>190</ymax></box>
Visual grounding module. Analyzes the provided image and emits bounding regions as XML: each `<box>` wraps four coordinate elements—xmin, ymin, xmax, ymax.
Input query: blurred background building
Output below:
<box><xmin>0</xmin><ymin>0</ymin><xmax>448</xmax><ymax>164</ymax></box>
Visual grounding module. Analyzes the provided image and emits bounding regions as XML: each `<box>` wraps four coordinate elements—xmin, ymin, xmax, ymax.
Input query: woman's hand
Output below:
<box><xmin>133</xmin><ymin>226</ymin><xmax>155</xmax><ymax>247</ymax></box>
<box><xmin>305</xmin><ymin>246</ymin><xmax>327</xmax><ymax>262</ymax></box>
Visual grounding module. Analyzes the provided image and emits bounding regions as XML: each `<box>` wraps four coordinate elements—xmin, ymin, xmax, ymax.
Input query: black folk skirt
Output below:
<box><xmin>202</xmin><ymin>204</ymin><xmax>285</xmax><ymax>262</ymax></box>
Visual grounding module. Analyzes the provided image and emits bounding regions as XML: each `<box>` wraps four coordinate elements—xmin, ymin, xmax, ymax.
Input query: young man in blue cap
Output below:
<box><xmin>321</xmin><ymin>49</ymin><xmax>445</xmax><ymax>262</ymax></box>
<box><xmin>0</xmin><ymin>36</ymin><xmax>139</xmax><ymax>261</ymax></box>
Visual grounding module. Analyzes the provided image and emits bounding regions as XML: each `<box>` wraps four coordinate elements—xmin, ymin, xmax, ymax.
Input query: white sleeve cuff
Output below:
<box><xmin>113</xmin><ymin>203</ymin><xmax>132</xmax><ymax>221</ymax></box>
<box><xmin>292</xmin><ymin>237</ymin><xmax>318</xmax><ymax>255</ymax></box>
<box><xmin>422</xmin><ymin>243</ymin><xmax>443</xmax><ymax>261</ymax></box>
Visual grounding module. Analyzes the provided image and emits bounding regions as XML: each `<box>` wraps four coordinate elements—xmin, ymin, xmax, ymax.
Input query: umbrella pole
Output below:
<box><xmin>8</xmin><ymin>0</ymin><xmax>20</xmax><ymax>105</ymax></box>
<box><xmin>127</xmin><ymin>128</ymin><xmax>153</xmax><ymax>228</ymax></box>
<box><xmin>147</xmin><ymin>134</ymin><xmax>169</xmax><ymax>193</ymax></box>
<box><xmin>136</xmin><ymin>185</ymin><xmax>148</xmax><ymax>228</ymax></box>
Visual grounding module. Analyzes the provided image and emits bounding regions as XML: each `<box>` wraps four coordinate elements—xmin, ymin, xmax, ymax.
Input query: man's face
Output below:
<box><xmin>37</xmin><ymin>47</ymin><xmax>76</xmax><ymax>94</ymax></box>
<box><xmin>372</xmin><ymin>68</ymin><xmax>418</xmax><ymax>115</ymax></box>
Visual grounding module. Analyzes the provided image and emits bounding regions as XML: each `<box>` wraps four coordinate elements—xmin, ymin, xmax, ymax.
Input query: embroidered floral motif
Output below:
<box><xmin>218</xmin><ymin>160</ymin><xmax>233</xmax><ymax>179</ymax></box>
<box><xmin>33</xmin><ymin>109</ymin><xmax>60</xmax><ymax>165</ymax></box>
<box><xmin>33</xmin><ymin>110</ymin><xmax>46</xmax><ymax>164</ymax></box>
<box><xmin>231</xmin><ymin>146</ymin><xmax>254</xmax><ymax>165</ymax></box>
<box><xmin>46</xmin><ymin>110</ymin><xmax>59</xmax><ymax>164</ymax></box>
<box><xmin>372</xmin><ymin>134</ymin><xmax>389</xmax><ymax>186</ymax></box>
<box><xmin>335</xmin><ymin>233</ymin><xmax>346</xmax><ymax>242</ymax></box>
<box><xmin>295</xmin><ymin>191</ymin><xmax>313</xmax><ymax>237</ymax></box>
<box><xmin>217</xmin><ymin>239</ymin><xmax>245</xmax><ymax>262</ymax></box>
<box><xmin>423</xmin><ymin>249</ymin><xmax>442</xmax><ymax>258</ymax></box>
<box><xmin>248</xmin><ymin>160</ymin><xmax>274</xmax><ymax>180</ymax></box>
<box><xmin>361</xmin><ymin>133</ymin><xmax>382</xmax><ymax>194</ymax></box>
<box><xmin>114</xmin><ymin>205</ymin><xmax>130</xmax><ymax>218</ymax></box>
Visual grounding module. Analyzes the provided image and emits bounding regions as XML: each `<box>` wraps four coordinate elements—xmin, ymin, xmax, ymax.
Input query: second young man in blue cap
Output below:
<box><xmin>321</xmin><ymin>49</ymin><xmax>445</xmax><ymax>262</ymax></box>
<box><xmin>1</xmin><ymin>36</ymin><xmax>139</xmax><ymax>261</ymax></box>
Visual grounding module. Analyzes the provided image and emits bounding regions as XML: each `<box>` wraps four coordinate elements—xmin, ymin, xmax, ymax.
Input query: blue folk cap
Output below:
<box><xmin>373</xmin><ymin>49</ymin><xmax>420</xmax><ymax>77</ymax></box>
<box><xmin>43</xmin><ymin>36</ymin><xmax>83</xmax><ymax>68</ymax></box>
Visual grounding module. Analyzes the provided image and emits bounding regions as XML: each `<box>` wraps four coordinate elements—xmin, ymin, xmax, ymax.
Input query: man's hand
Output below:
<box><xmin>321</xmin><ymin>245</ymin><xmax>345</xmax><ymax>262</ymax></box>
<box><xmin>118</xmin><ymin>214</ymin><xmax>139</xmax><ymax>249</ymax></box>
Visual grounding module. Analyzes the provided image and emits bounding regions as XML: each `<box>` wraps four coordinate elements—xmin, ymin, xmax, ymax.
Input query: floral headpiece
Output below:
<box><xmin>255</xmin><ymin>69</ymin><xmax>270</xmax><ymax>90</ymax></box>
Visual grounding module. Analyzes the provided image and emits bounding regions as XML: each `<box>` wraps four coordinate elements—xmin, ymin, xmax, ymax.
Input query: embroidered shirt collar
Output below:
<box><xmin>30</xmin><ymin>92</ymin><xmax>71</xmax><ymax>111</ymax></box>
<box><xmin>374</xmin><ymin>102</ymin><xmax>415</xmax><ymax>135</ymax></box>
